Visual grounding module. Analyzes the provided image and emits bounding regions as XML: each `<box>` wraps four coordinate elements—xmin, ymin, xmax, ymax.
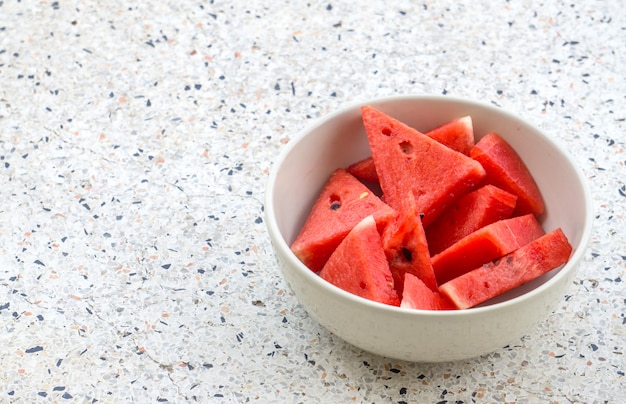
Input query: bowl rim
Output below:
<box><xmin>265</xmin><ymin>94</ymin><xmax>593</xmax><ymax>317</ymax></box>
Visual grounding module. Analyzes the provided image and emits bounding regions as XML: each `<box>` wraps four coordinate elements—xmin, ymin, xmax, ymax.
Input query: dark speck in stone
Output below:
<box><xmin>26</xmin><ymin>346</ymin><xmax>44</xmax><ymax>354</ymax></box>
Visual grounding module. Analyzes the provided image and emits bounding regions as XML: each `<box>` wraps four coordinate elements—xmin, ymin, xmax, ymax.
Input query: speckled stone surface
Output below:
<box><xmin>0</xmin><ymin>0</ymin><xmax>624</xmax><ymax>402</ymax></box>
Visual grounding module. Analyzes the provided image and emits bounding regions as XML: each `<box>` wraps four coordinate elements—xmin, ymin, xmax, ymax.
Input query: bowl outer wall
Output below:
<box><xmin>265</xmin><ymin>95</ymin><xmax>593</xmax><ymax>362</ymax></box>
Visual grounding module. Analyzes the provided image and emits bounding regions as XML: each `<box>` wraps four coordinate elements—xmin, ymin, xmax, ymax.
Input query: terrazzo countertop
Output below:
<box><xmin>1</xmin><ymin>0</ymin><xmax>624</xmax><ymax>402</ymax></box>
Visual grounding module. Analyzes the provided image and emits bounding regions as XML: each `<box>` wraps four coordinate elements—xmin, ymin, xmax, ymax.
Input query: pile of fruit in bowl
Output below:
<box><xmin>265</xmin><ymin>95</ymin><xmax>592</xmax><ymax>362</ymax></box>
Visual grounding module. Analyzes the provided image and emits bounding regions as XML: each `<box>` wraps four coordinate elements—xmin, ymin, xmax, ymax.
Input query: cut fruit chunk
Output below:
<box><xmin>346</xmin><ymin>115</ymin><xmax>475</xmax><ymax>183</ymax></box>
<box><xmin>439</xmin><ymin>228</ymin><xmax>573</xmax><ymax>309</ymax></box>
<box><xmin>401</xmin><ymin>273</ymin><xmax>456</xmax><ymax>310</ymax></box>
<box><xmin>382</xmin><ymin>193</ymin><xmax>438</xmax><ymax>294</ymax></box>
<box><xmin>290</xmin><ymin>168</ymin><xmax>396</xmax><ymax>272</ymax></box>
<box><xmin>431</xmin><ymin>214</ymin><xmax>545</xmax><ymax>285</ymax></box>
<box><xmin>426</xmin><ymin>115</ymin><xmax>475</xmax><ymax>156</ymax></box>
<box><xmin>426</xmin><ymin>184</ymin><xmax>518</xmax><ymax>256</ymax></box>
<box><xmin>470</xmin><ymin>132</ymin><xmax>545</xmax><ymax>216</ymax></box>
<box><xmin>319</xmin><ymin>215</ymin><xmax>400</xmax><ymax>306</ymax></box>
<box><xmin>361</xmin><ymin>106</ymin><xmax>486</xmax><ymax>226</ymax></box>
<box><xmin>346</xmin><ymin>157</ymin><xmax>379</xmax><ymax>184</ymax></box>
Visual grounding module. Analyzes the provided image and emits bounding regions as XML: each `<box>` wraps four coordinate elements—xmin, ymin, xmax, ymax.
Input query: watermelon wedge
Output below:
<box><xmin>426</xmin><ymin>115</ymin><xmax>474</xmax><ymax>156</ymax></box>
<box><xmin>346</xmin><ymin>157</ymin><xmax>379</xmax><ymax>184</ymax></box>
<box><xmin>431</xmin><ymin>214</ymin><xmax>545</xmax><ymax>285</ymax></box>
<box><xmin>290</xmin><ymin>168</ymin><xmax>396</xmax><ymax>272</ymax></box>
<box><xmin>439</xmin><ymin>228</ymin><xmax>573</xmax><ymax>309</ymax></box>
<box><xmin>319</xmin><ymin>215</ymin><xmax>400</xmax><ymax>306</ymax></box>
<box><xmin>470</xmin><ymin>132</ymin><xmax>545</xmax><ymax>216</ymax></box>
<box><xmin>346</xmin><ymin>115</ymin><xmax>475</xmax><ymax>183</ymax></box>
<box><xmin>361</xmin><ymin>106</ymin><xmax>486</xmax><ymax>226</ymax></box>
<box><xmin>425</xmin><ymin>184</ymin><xmax>518</xmax><ymax>256</ymax></box>
<box><xmin>401</xmin><ymin>273</ymin><xmax>456</xmax><ymax>310</ymax></box>
<box><xmin>382</xmin><ymin>193</ymin><xmax>438</xmax><ymax>294</ymax></box>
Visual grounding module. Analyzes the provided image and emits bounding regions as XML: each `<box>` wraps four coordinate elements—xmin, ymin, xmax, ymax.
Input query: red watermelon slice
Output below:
<box><xmin>426</xmin><ymin>115</ymin><xmax>474</xmax><ymax>156</ymax></box>
<box><xmin>319</xmin><ymin>215</ymin><xmax>400</xmax><ymax>306</ymax></box>
<box><xmin>346</xmin><ymin>157</ymin><xmax>379</xmax><ymax>184</ymax></box>
<box><xmin>439</xmin><ymin>228</ymin><xmax>573</xmax><ymax>309</ymax></box>
<box><xmin>431</xmin><ymin>214</ymin><xmax>545</xmax><ymax>285</ymax></box>
<box><xmin>401</xmin><ymin>273</ymin><xmax>455</xmax><ymax>310</ymax></box>
<box><xmin>290</xmin><ymin>168</ymin><xmax>396</xmax><ymax>272</ymax></box>
<box><xmin>346</xmin><ymin>115</ymin><xmax>475</xmax><ymax>183</ymax></box>
<box><xmin>470</xmin><ymin>132</ymin><xmax>545</xmax><ymax>216</ymax></box>
<box><xmin>381</xmin><ymin>193</ymin><xmax>438</xmax><ymax>294</ymax></box>
<box><xmin>361</xmin><ymin>106</ymin><xmax>486</xmax><ymax>226</ymax></box>
<box><xmin>425</xmin><ymin>184</ymin><xmax>518</xmax><ymax>256</ymax></box>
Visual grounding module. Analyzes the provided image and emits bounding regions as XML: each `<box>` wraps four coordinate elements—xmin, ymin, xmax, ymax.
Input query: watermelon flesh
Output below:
<box><xmin>470</xmin><ymin>132</ymin><xmax>545</xmax><ymax>216</ymax></box>
<box><xmin>431</xmin><ymin>214</ymin><xmax>545</xmax><ymax>285</ymax></box>
<box><xmin>290</xmin><ymin>168</ymin><xmax>396</xmax><ymax>272</ymax></box>
<box><xmin>401</xmin><ymin>273</ymin><xmax>455</xmax><ymax>310</ymax></box>
<box><xmin>439</xmin><ymin>228</ymin><xmax>573</xmax><ymax>309</ymax></box>
<box><xmin>426</xmin><ymin>115</ymin><xmax>474</xmax><ymax>156</ymax></box>
<box><xmin>346</xmin><ymin>115</ymin><xmax>475</xmax><ymax>183</ymax></box>
<box><xmin>319</xmin><ymin>215</ymin><xmax>400</xmax><ymax>306</ymax></box>
<box><xmin>361</xmin><ymin>106</ymin><xmax>486</xmax><ymax>227</ymax></box>
<box><xmin>346</xmin><ymin>156</ymin><xmax>379</xmax><ymax>184</ymax></box>
<box><xmin>382</xmin><ymin>193</ymin><xmax>438</xmax><ymax>294</ymax></box>
<box><xmin>425</xmin><ymin>184</ymin><xmax>518</xmax><ymax>256</ymax></box>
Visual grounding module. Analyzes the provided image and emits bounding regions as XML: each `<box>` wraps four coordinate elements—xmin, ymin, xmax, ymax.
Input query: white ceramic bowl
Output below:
<box><xmin>265</xmin><ymin>95</ymin><xmax>592</xmax><ymax>362</ymax></box>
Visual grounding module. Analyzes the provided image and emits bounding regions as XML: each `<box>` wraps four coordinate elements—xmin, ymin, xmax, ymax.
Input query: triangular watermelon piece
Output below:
<box><xmin>382</xmin><ymin>193</ymin><xmax>438</xmax><ymax>294</ymax></box>
<box><xmin>319</xmin><ymin>216</ymin><xmax>400</xmax><ymax>306</ymax></box>
<box><xmin>431</xmin><ymin>214</ymin><xmax>545</xmax><ymax>285</ymax></box>
<box><xmin>290</xmin><ymin>168</ymin><xmax>396</xmax><ymax>272</ymax></box>
<box><xmin>439</xmin><ymin>228</ymin><xmax>572</xmax><ymax>309</ymax></box>
<box><xmin>425</xmin><ymin>184</ymin><xmax>518</xmax><ymax>256</ymax></box>
<box><xmin>346</xmin><ymin>157</ymin><xmax>379</xmax><ymax>184</ymax></box>
<box><xmin>425</xmin><ymin>115</ymin><xmax>475</xmax><ymax>156</ymax></box>
<box><xmin>346</xmin><ymin>115</ymin><xmax>475</xmax><ymax>184</ymax></box>
<box><xmin>401</xmin><ymin>273</ymin><xmax>456</xmax><ymax>310</ymax></box>
<box><xmin>361</xmin><ymin>106</ymin><xmax>486</xmax><ymax>226</ymax></box>
<box><xmin>470</xmin><ymin>132</ymin><xmax>545</xmax><ymax>216</ymax></box>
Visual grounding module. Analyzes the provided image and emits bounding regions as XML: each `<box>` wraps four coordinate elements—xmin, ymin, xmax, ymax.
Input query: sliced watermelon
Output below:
<box><xmin>290</xmin><ymin>168</ymin><xmax>396</xmax><ymax>272</ymax></box>
<box><xmin>346</xmin><ymin>115</ymin><xmax>475</xmax><ymax>183</ymax></box>
<box><xmin>470</xmin><ymin>132</ymin><xmax>545</xmax><ymax>216</ymax></box>
<box><xmin>431</xmin><ymin>214</ymin><xmax>545</xmax><ymax>285</ymax></box>
<box><xmin>439</xmin><ymin>228</ymin><xmax>573</xmax><ymax>309</ymax></box>
<box><xmin>426</xmin><ymin>115</ymin><xmax>474</xmax><ymax>156</ymax></box>
<box><xmin>319</xmin><ymin>215</ymin><xmax>400</xmax><ymax>306</ymax></box>
<box><xmin>425</xmin><ymin>184</ymin><xmax>518</xmax><ymax>256</ymax></box>
<box><xmin>401</xmin><ymin>273</ymin><xmax>456</xmax><ymax>310</ymax></box>
<box><xmin>346</xmin><ymin>157</ymin><xmax>379</xmax><ymax>184</ymax></box>
<box><xmin>382</xmin><ymin>193</ymin><xmax>438</xmax><ymax>294</ymax></box>
<box><xmin>361</xmin><ymin>106</ymin><xmax>486</xmax><ymax>226</ymax></box>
